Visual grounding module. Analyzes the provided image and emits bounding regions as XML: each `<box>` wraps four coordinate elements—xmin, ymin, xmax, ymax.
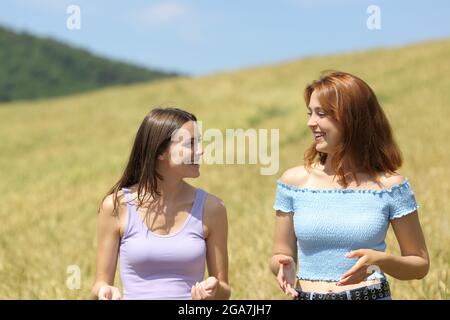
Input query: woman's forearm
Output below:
<box><xmin>214</xmin><ymin>281</ymin><xmax>231</xmax><ymax>300</ymax></box>
<box><xmin>378</xmin><ymin>252</ymin><xmax>429</xmax><ymax>280</ymax></box>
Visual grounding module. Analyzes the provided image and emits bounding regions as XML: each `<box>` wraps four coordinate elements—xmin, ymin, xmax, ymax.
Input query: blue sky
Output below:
<box><xmin>1</xmin><ymin>0</ymin><xmax>450</xmax><ymax>75</ymax></box>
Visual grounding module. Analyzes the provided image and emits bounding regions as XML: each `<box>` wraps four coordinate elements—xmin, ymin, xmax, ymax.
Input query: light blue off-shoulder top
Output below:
<box><xmin>273</xmin><ymin>177</ymin><xmax>419</xmax><ymax>282</ymax></box>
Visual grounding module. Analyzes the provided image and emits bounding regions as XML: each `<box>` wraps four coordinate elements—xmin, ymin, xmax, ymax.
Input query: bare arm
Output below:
<box><xmin>90</xmin><ymin>194</ymin><xmax>121</xmax><ymax>299</ymax></box>
<box><xmin>269</xmin><ymin>211</ymin><xmax>297</xmax><ymax>275</ymax></box>
<box><xmin>269</xmin><ymin>166</ymin><xmax>309</xmax><ymax>275</ymax></box>
<box><xmin>379</xmin><ymin>210</ymin><xmax>430</xmax><ymax>280</ymax></box>
<box><xmin>203</xmin><ymin>195</ymin><xmax>231</xmax><ymax>300</ymax></box>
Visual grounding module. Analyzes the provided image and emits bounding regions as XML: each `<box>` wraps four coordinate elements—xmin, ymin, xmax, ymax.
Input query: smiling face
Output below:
<box><xmin>159</xmin><ymin>120</ymin><xmax>203</xmax><ymax>178</ymax></box>
<box><xmin>307</xmin><ymin>90</ymin><xmax>342</xmax><ymax>155</ymax></box>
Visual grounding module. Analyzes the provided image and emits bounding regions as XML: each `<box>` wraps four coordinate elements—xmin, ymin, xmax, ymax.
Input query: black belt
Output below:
<box><xmin>294</xmin><ymin>279</ymin><xmax>391</xmax><ymax>300</ymax></box>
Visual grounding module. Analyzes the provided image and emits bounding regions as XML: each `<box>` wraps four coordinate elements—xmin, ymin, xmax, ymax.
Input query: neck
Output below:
<box><xmin>323</xmin><ymin>153</ymin><xmax>352</xmax><ymax>178</ymax></box>
<box><xmin>155</xmin><ymin>175</ymin><xmax>186</xmax><ymax>202</ymax></box>
<box><xmin>323</xmin><ymin>153</ymin><xmax>336</xmax><ymax>176</ymax></box>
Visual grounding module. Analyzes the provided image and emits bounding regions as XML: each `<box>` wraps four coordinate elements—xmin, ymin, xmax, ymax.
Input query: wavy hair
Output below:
<box><xmin>303</xmin><ymin>70</ymin><xmax>402</xmax><ymax>187</ymax></box>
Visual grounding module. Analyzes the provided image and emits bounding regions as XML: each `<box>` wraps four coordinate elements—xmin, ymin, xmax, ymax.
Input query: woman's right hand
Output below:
<box><xmin>276</xmin><ymin>255</ymin><xmax>298</xmax><ymax>298</ymax></box>
<box><xmin>191</xmin><ymin>277</ymin><xmax>219</xmax><ymax>300</ymax></box>
<box><xmin>97</xmin><ymin>285</ymin><xmax>122</xmax><ymax>300</ymax></box>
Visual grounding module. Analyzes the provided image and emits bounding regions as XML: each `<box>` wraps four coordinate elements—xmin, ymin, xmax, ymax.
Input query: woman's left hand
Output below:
<box><xmin>338</xmin><ymin>249</ymin><xmax>386</xmax><ymax>286</ymax></box>
<box><xmin>191</xmin><ymin>277</ymin><xmax>219</xmax><ymax>300</ymax></box>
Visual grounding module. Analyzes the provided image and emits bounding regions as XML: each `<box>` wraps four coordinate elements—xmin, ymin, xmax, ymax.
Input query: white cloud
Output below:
<box><xmin>133</xmin><ymin>2</ymin><xmax>202</xmax><ymax>44</ymax></box>
<box><xmin>288</xmin><ymin>0</ymin><xmax>359</xmax><ymax>7</ymax></box>
<box><xmin>137</xmin><ymin>2</ymin><xmax>191</xmax><ymax>26</ymax></box>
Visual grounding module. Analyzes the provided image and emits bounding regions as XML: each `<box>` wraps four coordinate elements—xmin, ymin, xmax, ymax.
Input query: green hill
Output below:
<box><xmin>0</xmin><ymin>25</ymin><xmax>178</xmax><ymax>102</ymax></box>
<box><xmin>0</xmin><ymin>38</ymin><xmax>449</xmax><ymax>300</ymax></box>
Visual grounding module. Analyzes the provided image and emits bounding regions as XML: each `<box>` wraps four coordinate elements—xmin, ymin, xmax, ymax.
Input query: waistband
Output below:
<box><xmin>294</xmin><ymin>279</ymin><xmax>391</xmax><ymax>301</ymax></box>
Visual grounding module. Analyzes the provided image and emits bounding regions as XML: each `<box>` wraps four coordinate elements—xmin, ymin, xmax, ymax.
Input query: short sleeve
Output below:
<box><xmin>389</xmin><ymin>179</ymin><xmax>420</xmax><ymax>220</ymax></box>
<box><xmin>273</xmin><ymin>181</ymin><xmax>294</xmax><ymax>214</ymax></box>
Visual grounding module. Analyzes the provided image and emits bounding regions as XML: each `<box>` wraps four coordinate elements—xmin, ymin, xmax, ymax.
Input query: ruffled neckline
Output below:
<box><xmin>277</xmin><ymin>177</ymin><xmax>410</xmax><ymax>194</ymax></box>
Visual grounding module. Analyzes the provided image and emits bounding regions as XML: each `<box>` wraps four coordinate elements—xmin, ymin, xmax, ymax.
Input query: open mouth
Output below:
<box><xmin>313</xmin><ymin>132</ymin><xmax>326</xmax><ymax>140</ymax></box>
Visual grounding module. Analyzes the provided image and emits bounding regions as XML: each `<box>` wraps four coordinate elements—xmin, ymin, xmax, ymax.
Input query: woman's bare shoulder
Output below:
<box><xmin>379</xmin><ymin>172</ymin><xmax>406</xmax><ymax>188</ymax></box>
<box><xmin>99</xmin><ymin>191</ymin><xmax>128</xmax><ymax>234</ymax></box>
<box><xmin>101</xmin><ymin>190</ymin><xmax>128</xmax><ymax>208</ymax></box>
<box><xmin>279</xmin><ymin>165</ymin><xmax>312</xmax><ymax>188</ymax></box>
<box><xmin>203</xmin><ymin>192</ymin><xmax>226</xmax><ymax>216</ymax></box>
<box><xmin>201</xmin><ymin>191</ymin><xmax>227</xmax><ymax>238</ymax></box>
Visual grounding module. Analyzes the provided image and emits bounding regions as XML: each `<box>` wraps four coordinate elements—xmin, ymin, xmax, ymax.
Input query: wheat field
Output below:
<box><xmin>0</xmin><ymin>39</ymin><xmax>449</xmax><ymax>299</ymax></box>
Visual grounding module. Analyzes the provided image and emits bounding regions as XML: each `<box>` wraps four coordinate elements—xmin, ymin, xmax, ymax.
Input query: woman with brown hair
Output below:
<box><xmin>270</xmin><ymin>71</ymin><xmax>429</xmax><ymax>300</ymax></box>
<box><xmin>91</xmin><ymin>107</ymin><xmax>230</xmax><ymax>300</ymax></box>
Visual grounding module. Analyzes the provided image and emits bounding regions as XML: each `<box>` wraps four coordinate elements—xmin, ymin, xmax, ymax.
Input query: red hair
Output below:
<box><xmin>303</xmin><ymin>70</ymin><xmax>402</xmax><ymax>187</ymax></box>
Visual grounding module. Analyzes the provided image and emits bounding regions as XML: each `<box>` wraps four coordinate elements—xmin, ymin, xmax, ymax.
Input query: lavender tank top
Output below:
<box><xmin>119</xmin><ymin>187</ymin><xmax>207</xmax><ymax>300</ymax></box>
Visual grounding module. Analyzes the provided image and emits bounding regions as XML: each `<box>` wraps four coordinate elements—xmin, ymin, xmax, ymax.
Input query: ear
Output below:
<box><xmin>157</xmin><ymin>147</ymin><xmax>170</xmax><ymax>160</ymax></box>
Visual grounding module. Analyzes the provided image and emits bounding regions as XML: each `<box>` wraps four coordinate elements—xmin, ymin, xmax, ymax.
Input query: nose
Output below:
<box><xmin>307</xmin><ymin>114</ymin><xmax>318</xmax><ymax>129</ymax></box>
<box><xmin>195</xmin><ymin>143</ymin><xmax>204</xmax><ymax>156</ymax></box>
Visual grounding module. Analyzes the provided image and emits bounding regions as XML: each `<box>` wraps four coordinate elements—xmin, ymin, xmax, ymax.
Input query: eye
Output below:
<box><xmin>318</xmin><ymin>112</ymin><xmax>327</xmax><ymax>117</ymax></box>
<box><xmin>306</xmin><ymin>111</ymin><xmax>312</xmax><ymax>117</ymax></box>
<box><xmin>189</xmin><ymin>138</ymin><xmax>201</xmax><ymax>147</ymax></box>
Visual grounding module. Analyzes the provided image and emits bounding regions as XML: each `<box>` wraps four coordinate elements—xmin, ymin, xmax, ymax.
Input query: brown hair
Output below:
<box><xmin>99</xmin><ymin>107</ymin><xmax>197</xmax><ymax>216</ymax></box>
<box><xmin>303</xmin><ymin>70</ymin><xmax>402</xmax><ymax>187</ymax></box>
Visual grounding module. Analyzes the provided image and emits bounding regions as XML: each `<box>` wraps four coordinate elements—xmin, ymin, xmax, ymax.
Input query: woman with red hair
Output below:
<box><xmin>270</xmin><ymin>71</ymin><xmax>429</xmax><ymax>300</ymax></box>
